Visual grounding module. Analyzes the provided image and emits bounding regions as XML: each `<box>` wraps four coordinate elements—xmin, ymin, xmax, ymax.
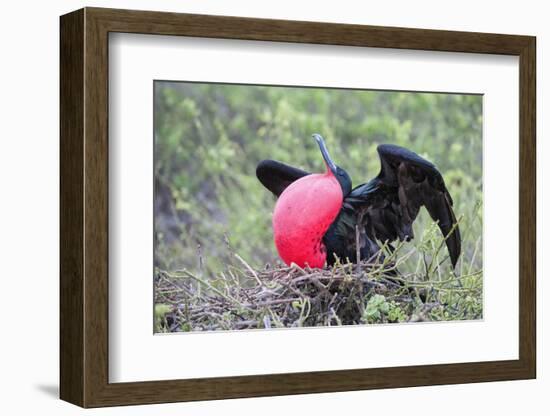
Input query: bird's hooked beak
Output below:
<box><xmin>312</xmin><ymin>134</ymin><xmax>338</xmax><ymax>176</ymax></box>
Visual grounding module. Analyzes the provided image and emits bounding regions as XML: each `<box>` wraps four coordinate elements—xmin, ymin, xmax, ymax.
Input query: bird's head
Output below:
<box><xmin>272</xmin><ymin>134</ymin><xmax>351</xmax><ymax>268</ymax></box>
<box><xmin>312</xmin><ymin>133</ymin><xmax>352</xmax><ymax>196</ymax></box>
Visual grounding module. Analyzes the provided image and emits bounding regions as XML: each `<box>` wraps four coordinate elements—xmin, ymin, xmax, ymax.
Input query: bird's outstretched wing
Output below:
<box><xmin>346</xmin><ymin>144</ymin><xmax>461</xmax><ymax>268</ymax></box>
<box><xmin>256</xmin><ymin>160</ymin><xmax>310</xmax><ymax>197</ymax></box>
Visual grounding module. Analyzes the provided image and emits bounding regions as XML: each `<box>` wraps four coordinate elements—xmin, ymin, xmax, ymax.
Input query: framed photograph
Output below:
<box><xmin>60</xmin><ymin>7</ymin><xmax>536</xmax><ymax>408</ymax></box>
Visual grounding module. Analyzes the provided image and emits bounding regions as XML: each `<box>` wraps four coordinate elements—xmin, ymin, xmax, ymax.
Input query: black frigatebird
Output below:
<box><xmin>256</xmin><ymin>134</ymin><xmax>461</xmax><ymax>269</ymax></box>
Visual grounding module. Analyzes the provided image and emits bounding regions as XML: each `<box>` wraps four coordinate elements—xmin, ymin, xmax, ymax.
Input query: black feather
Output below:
<box><xmin>256</xmin><ymin>160</ymin><xmax>309</xmax><ymax>197</ymax></box>
<box><xmin>326</xmin><ymin>144</ymin><xmax>461</xmax><ymax>268</ymax></box>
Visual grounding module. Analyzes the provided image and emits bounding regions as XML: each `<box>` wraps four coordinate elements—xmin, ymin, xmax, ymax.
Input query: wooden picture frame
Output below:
<box><xmin>60</xmin><ymin>7</ymin><xmax>536</xmax><ymax>408</ymax></box>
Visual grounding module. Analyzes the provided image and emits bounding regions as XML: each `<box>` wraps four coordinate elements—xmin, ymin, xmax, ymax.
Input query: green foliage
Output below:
<box><xmin>154</xmin><ymin>303</ymin><xmax>172</xmax><ymax>333</ymax></box>
<box><xmin>388</xmin><ymin>302</ymin><xmax>407</xmax><ymax>323</ymax></box>
<box><xmin>362</xmin><ymin>294</ymin><xmax>390</xmax><ymax>323</ymax></box>
<box><xmin>360</xmin><ymin>295</ymin><xmax>408</xmax><ymax>324</ymax></box>
<box><xmin>154</xmin><ymin>82</ymin><xmax>483</xmax><ymax>286</ymax></box>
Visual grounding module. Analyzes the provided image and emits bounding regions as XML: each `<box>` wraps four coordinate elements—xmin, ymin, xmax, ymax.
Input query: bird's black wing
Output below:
<box><xmin>346</xmin><ymin>144</ymin><xmax>461</xmax><ymax>268</ymax></box>
<box><xmin>256</xmin><ymin>159</ymin><xmax>310</xmax><ymax>197</ymax></box>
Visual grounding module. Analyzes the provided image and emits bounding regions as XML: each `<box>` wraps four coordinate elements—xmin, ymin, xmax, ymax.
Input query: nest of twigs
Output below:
<box><xmin>153</xmin><ymin>250</ymin><xmax>469</xmax><ymax>332</ymax></box>
<box><xmin>154</xmin><ymin>218</ymin><xmax>482</xmax><ymax>332</ymax></box>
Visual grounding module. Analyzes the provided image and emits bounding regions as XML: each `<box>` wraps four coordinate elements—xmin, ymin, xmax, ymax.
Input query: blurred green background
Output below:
<box><xmin>154</xmin><ymin>82</ymin><xmax>483</xmax><ymax>277</ymax></box>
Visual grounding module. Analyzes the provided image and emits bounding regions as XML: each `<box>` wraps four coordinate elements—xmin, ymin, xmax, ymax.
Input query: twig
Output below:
<box><xmin>234</xmin><ymin>253</ymin><xmax>264</xmax><ymax>287</ymax></box>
